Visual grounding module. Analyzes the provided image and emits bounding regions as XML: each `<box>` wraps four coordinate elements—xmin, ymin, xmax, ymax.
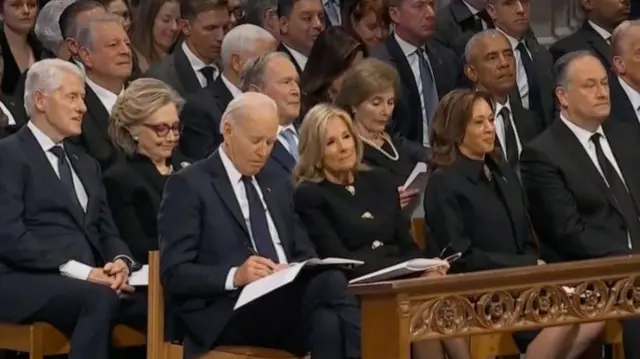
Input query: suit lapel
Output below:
<box><xmin>581</xmin><ymin>22</ymin><xmax>611</xmax><ymax>67</ymax></box>
<box><xmin>603</xmin><ymin>122</ymin><xmax>640</xmax><ymax>211</ymax></box>
<box><xmin>211</xmin><ymin>77</ymin><xmax>234</xmax><ymax>111</ymax></box>
<box><xmin>610</xmin><ymin>77</ymin><xmax>640</xmax><ymax>128</ymax></box>
<box><xmin>270</xmin><ymin>142</ymin><xmax>296</xmax><ymax>172</ymax></box>
<box><xmin>64</xmin><ymin>143</ymin><xmax>94</xmax><ymax>225</ymax></box>
<box><xmin>277</xmin><ymin>43</ymin><xmax>303</xmax><ymax>74</ymax></box>
<box><xmin>84</xmin><ymin>86</ymin><xmax>110</xmax><ymax>140</ymax></box>
<box><xmin>208</xmin><ymin>151</ymin><xmax>250</xmax><ymax>236</ymax></box>
<box><xmin>551</xmin><ymin>121</ymin><xmax>623</xmax><ymax>216</ymax></box>
<box><xmin>18</xmin><ymin>128</ymin><xmax>86</xmax><ymax>227</ymax></box>
<box><xmin>385</xmin><ymin>35</ymin><xmax>421</xmax><ymax>111</ymax></box>
<box><xmin>425</xmin><ymin>40</ymin><xmax>447</xmax><ymax>97</ymax></box>
<box><xmin>491</xmin><ymin>161</ymin><xmax>528</xmax><ymax>250</ymax></box>
<box><xmin>174</xmin><ymin>45</ymin><xmax>202</xmax><ymax>94</ymax></box>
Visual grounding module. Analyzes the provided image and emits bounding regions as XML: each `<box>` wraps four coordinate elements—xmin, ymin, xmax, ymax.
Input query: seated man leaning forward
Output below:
<box><xmin>158</xmin><ymin>92</ymin><xmax>361</xmax><ymax>359</ymax></box>
<box><xmin>0</xmin><ymin>59</ymin><xmax>145</xmax><ymax>359</ymax></box>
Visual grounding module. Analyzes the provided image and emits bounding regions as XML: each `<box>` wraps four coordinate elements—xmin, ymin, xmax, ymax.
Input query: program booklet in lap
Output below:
<box><xmin>349</xmin><ymin>258</ymin><xmax>447</xmax><ymax>284</ymax></box>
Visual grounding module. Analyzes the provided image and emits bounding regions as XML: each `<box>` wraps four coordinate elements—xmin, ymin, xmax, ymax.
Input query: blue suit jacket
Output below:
<box><xmin>158</xmin><ymin>149</ymin><xmax>317</xmax><ymax>353</ymax></box>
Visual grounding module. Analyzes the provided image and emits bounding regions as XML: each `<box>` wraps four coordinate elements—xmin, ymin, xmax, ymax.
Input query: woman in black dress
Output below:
<box><xmin>293</xmin><ymin>103</ymin><xmax>470</xmax><ymax>359</ymax></box>
<box><xmin>424</xmin><ymin>89</ymin><xmax>604</xmax><ymax>358</ymax></box>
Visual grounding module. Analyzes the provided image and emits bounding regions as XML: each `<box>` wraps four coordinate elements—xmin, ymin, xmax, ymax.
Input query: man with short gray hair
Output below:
<box><xmin>243</xmin><ymin>0</ymin><xmax>280</xmax><ymax>40</ymax></box>
<box><xmin>0</xmin><ymin>58</ymin><xmax>144</xmax><ymax>359</ymax></box>
<box><xmin>76</xmin><ymin>14</ymin><xmax>132</xmax><ymax>169</ymax></box>
<box><xmin>610</xmin><ymin>19</ymin><xmax>640</xmax><ymax>133</ymax></box>
<box><xmin>179</xmin><ymin>24</ymin><xmax>277</xmax><ymax>160</ymax></box>
<box><xmin>159</xmin><ymin>91</ymin><xmax>361</xmax><ymax>359</ymax></box>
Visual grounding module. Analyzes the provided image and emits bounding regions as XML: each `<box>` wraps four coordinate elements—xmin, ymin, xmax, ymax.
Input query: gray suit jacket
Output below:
<box><xmin>144</xmin><ymin>43</ymin><xmax>202</xmax><ymax>97</ymax></box>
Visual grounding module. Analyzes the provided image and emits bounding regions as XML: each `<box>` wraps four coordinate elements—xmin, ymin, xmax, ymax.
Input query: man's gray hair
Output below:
<box><xmin>239</xmin><ymin>51</ymin><xmax>290</xmax><ymax>92</ymax></box>
<box><xmin>220</xmin><ymin>24</ymin><xmax>276</xmax><ymax>70</ymax></box>
<box><xmin>24</xmin><ymin>59</ymin><xmax>85</xmax><ymax>116</ymax></box>
<box><xmin>35</xmin><ymin>0</ymin><xmax>77</xmax><ymax>55</ymax></box>
<box><xmin>244</xmin><ymin>0</ymin><xmax>277</xmax><ymax>27</ymax></box>
<box><xmin>612</xmin><ymin>20</ymin><xmax>640</xmax><ymax>57</ymax></box>
<box><xmin>464</xmin><ymin>29</ymin><xmax>505</xmax><ymax>64</ymax></box>
<box><xmin>553</xmin><ymin>50</ymin><xmax>597</xmax><ymax>89</ymax></box>
<box><xmin>76</xmin><ymin>13</ymin><xmax>124</xmax><ymax>50</ymax></box>
<box><xmin>220</xmin><ymin>92</ymin><xmax>278</xmax><ymax>133</ymax></box>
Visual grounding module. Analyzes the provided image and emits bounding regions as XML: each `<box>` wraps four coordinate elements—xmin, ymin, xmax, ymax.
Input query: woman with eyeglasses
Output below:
<box><xmin>103</xmin><ymin>78</ymin><xmax>191</xmax><ymax>264</ymax></box>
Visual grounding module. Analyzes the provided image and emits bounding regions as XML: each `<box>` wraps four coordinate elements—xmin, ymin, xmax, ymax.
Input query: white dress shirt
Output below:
<box><xmin>86</xmin><ymin>77</ymin><xmax>122</xmax><ymax>114</ymax></box>
<box><xmin>220</xmin><ymin>147</ymin><xmax>288</xmax><ymax>290</ymax></box>
<box><xmin>497</xmin><ymin>28</ymin><xmax>532</xmax><ymax>110</ymax></box>
<box><xmin>283</xmin><ymin>44</ymin><xmax>308</xmax><ymax>70</ymax></box>
<box><xmin>0</xmin><ymin>101</ymin><xmax>16</xmax><ymax>125</ymax></box>
<box><xmin>617</xmin><ymin>76</ymin><xmax>640</xmax><ymax>123</ymax></box>
<box><xmin>394</xmin><ymin>32</ymin><xmax>436</xmax><ymax>146</ymax></box>
<box><xmin>182</xmin><ymin>42</ymin><xmax>219</xmax><ymax>88</ymax></box>
<box><xmin>27</xmin><ymin>121</ymin><xmax>94</xmax><ymax>280</ymax></box>
<box><xmin>560</xmin><ymin>115</ymin><xmax>632</xmax><ymax>249</ymax></box>
<box><xmin>588</xmin><ymin>20</ymin><xmax>612</xmax><ymax>43</ymax></box>
<box><xmin>277</xmin><ymin>124</ymin><xmax>299</xmax><ymax>155</ymax></box>
<box><xmin>220</xmin><ymin>74</ymin><xmax>243</xmax><ymax>98</ymax></box>
<box><xmin>494</xmin><ymin>99</ymin><xmax>522</xmax><ymax>156</ymax></box>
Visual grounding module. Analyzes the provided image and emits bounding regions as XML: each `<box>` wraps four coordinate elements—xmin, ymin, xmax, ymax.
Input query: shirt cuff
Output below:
<box><xmin>225</xmin><ymin>267</ymin><xmax>238</xmax><ymax>291</ymax></box>
<box><xmin>59</xmin><ymin>260</ymin><xmax>93</xmax><ymax>280</ymax></box>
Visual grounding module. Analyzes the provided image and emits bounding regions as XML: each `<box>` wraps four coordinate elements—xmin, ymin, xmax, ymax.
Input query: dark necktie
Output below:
<box><xmin>417</xmin><ymin>48</ymin><xmax>438</xmax><ymax>130</ymax></box>
<box><xmin>591</xmin><ymin>133</ymin><xmax>640</xmax><ymax>247</ymax></box>
<box><xmin>474</xmin><ymin>10</ymin><xmax>492</xmax><ymax>31</ymax></box>
<box><xmin>49</xmin><ymin>145</ymin><xmax>83</xmax><ymax>212</ymax></box>
<box><xmin>241</xmin><ymin>176</ymin><xmax>280</xmax><ymax>262</ymax></box>
<box><xmin>200</xmin><ymin>66</ymin><xmax>216</xmax><ymax>87</ymax></box>
<box><xmin>515</xmin><ymin>42</ymin><xmax>544</xmax><ymax>120</ymax></box>
<box><xmin>499</xmin><ymin>107</ymin><xmax>519</xmax><ymax>167</ymax></box>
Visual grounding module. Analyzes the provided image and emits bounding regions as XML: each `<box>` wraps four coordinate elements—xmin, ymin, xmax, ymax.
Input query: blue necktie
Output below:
<box><xmin>417</xmin><ymin>48</ymin><xmax>438</xmax><ymax>129</ymax></box>
<box><xmin>50</xmin><ymin>145</ymin><xmax>83</xmax><ymax>213</ymax></box>
<box><xmin>516</xmin><ymin>42</ymin><xmax>543</xmax><ymax>120</ymax></box>
<box><xmin>241</xmin><ymin>176</ymin><xmax>280</xmax><ymax>263</ymax></box>
<box><xmin>281</xmin><ymin>128</ymin><xmax>299</xmax><ymax>161</ymax></box>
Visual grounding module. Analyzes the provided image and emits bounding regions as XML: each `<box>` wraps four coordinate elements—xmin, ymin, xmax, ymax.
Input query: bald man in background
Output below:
<box><xmin>610</xmin><ymin>19</ymin><xmax>640</xmax><ymax>135</ymax></box>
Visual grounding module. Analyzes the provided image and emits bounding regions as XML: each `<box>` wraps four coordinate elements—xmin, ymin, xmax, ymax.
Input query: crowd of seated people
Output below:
<box><xmin>2</xmin><ymin>0</ymin><xmax>640</xmax><ymax>358</ymax></box>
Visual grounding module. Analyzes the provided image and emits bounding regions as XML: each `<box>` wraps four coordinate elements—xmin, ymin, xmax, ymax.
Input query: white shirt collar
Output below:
<box><xmin>560</xmin><ymin>113</ymin><xmax>605</xmax><ymax>148</ymax></box>
<box><xmin>283</xmin><ymin>44</ymin><xmax>308</xmax><ymax>70</ymax></box>
<box><xmin>220</xmin><ymin>74</ymin><xmax>243</xmax><ymax>98</ymax></box>
<box><xmin>462</xmin><ymin>0</ymin><xmax>480</xmax><ymax>15</ymax></box>
<box><xmin>394</xmin><ymin>32</ymin><xmax>420</xmax><ymax>57</ymax></box>
<box><xmin>27</xmin><ymin>121</ymin><xmax>58</xmax><ymax>151</ymax></box>
<box><xmin>497</xmin><ymin>27</ymin><xmax>521</xmax><ymax>48</ymax></box>
<box><xmin>86</xmin><ymin>77</ymin><xmax>121</xmax><ymax>114</ymax></box>
<box><xmin>278</xmin><ymin>123</ymin><xmax>297</xmax><ymax>136</ymax></box>
<box><xmin>182</xmin><ymin>42</ymin><xmax>218</xmax><ymax>74</ymax></box>
<box><xmin>494</xmin><ymin>97</ymin><xmax>512</xmax><ymax>117</ymax></box>
<box><xmin>0</xmin><ymin>102</ymin><xmax>16</xmax><ymax>125</ymax></box>
<box><xmin>618</xmin><ymin>76</ymin><xmax>640</xmax><ymax>112</ymax></box>
<box><xmin>587</xmin><ymin>20</ymin><xmax>612</xmax><ymax>41</ymax></box>
<box><xmin>219</xmin><ymin>145</ymin><xmax>244</xmax><ymax>185</ymax></box>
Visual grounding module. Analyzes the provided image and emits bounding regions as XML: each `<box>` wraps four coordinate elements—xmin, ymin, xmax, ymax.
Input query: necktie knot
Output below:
<box><xmin>200</xmin><ymin>66</ymin><xmax>217</xmax><ymax>85</ymax></box>
<box><xmin>590</xmin><ymin>133</ymin><xmax>603</xmax><ymax>146</ymax></box>
<box><xmin>499</xmin><ymin>106</ymin><xmax>511</xmax><ymax>119</ymax></box>
<box><xmin>241</xmin><ymin>175</ymin><xmax>253</xmax><ymax>186</ymax></box>
<box><xmin>49</xmin><ymin>145</ymin><xmax>66</xmax><ymax>160</ymax></box>
<box><xmin>516</xmin><ymin>42</ymin><xmax>527</xmax><ymax>53</ymax></box>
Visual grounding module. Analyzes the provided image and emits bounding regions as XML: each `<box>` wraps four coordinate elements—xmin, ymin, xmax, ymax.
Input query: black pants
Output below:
<box><xmin>184</xmin><ymin>269</ymin><xmax>361</xmax><ymax>359</ymax></box>
<box><xmin>0</xmin><ymin>273</ymin><xmax>146</xmax><ymax>359</ymax></box>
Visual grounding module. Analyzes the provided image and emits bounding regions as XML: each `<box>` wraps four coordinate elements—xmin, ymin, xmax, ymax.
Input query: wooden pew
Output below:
<box><xmin>350</xmin><ymin>255</ymin><xmax>640</xmax><ymax>359</ymax></box>
<box><xmin>147</xmin><ymin>251</ymin><xmax>308</xmax><ymax>359</ymax></box>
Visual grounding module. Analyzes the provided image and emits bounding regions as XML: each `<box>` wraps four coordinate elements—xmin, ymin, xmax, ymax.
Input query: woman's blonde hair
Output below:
<box><xmin>109</xmin><ymin>78</ymin><xmax>184</xmax><ymax>156</ymax></box>
<box><xmin>293</xmin><ymin>103</ymin><xmax>366</xmax><ymax>185</ymax></box>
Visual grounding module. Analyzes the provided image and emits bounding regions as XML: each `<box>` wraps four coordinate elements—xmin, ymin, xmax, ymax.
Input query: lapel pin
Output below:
<box><xmin>266</xmin><ymin>187</ymin><xmax>271</xmax><ymax>192</ymax></box>
<box><xmin>181</xmin><ymin>161</ymin><xmax>191</xmax><ymax>168</ymax></box>
<box><xmin>361</xmin><ymin>212</ymin><xmax>374</xmax><ymax>219</ymax></box>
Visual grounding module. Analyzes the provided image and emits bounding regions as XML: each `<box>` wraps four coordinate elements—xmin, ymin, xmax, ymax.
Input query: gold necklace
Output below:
<box><xmin>359</xmin><ymin>133</ymin><xmax>400</xmax><ymax>161</ymax></box>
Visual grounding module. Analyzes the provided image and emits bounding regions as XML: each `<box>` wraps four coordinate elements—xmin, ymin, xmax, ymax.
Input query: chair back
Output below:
<box><xmin>148</xmin><ymin>251</ymin><xmax>165</xmax><ymax>359</ymax></box>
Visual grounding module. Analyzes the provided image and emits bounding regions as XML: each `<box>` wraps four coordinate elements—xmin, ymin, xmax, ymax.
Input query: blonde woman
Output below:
<box><xmin>292</xmin><ymin>104</ymin><xmax>471</xmax><ymax>359</ymax></box>
<box><xmin>103</xmin><ymin>78</ymin><xmax>190</xmax><ymax>264</ymax></box>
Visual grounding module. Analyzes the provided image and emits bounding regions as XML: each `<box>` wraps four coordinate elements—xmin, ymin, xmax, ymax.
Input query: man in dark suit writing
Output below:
<box><xmin>0</xmin><ymin>59</ymin><xmax>144</xmax><ymax>359</ymax></box>
<box><xmin>520</xmin><ymin>51</ymin><xmax>640</xmax><ymax>358</ymax></box>
<box><xmin>158</xmin><ymin>92</ymin><xmax>361</xmax><ymax>359</ymax></box>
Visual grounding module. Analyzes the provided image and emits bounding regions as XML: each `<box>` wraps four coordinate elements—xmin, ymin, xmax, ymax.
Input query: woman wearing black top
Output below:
<box><xmin>424</xmin><ymin>89</ymin><xmax>604</xmax><ymax>359</ymax></box>
<box><xmin>335</xmin><ymin>58</ymin><xmax>428</xmax><ymax>208</ymax></box>
<box><xmin>104</xmin><ymin>78</ymin><xmax>190</xmax><ymax>264</ymax></box>
<box><xmin>293</xmin><ymin>103</ymin><xmax>470</xmax><ymax>359</ymax></box>
<box><xmin>1</xmin><ymin>0</ymin><xmax>46</xmax><ymax>95</ymax></box>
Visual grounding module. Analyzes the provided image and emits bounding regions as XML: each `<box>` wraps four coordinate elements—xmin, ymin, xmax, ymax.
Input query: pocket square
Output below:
<box><xmin>361</xmin><ymin>212</ymin><xmax>374</xmax><ymax>219</ymax></box>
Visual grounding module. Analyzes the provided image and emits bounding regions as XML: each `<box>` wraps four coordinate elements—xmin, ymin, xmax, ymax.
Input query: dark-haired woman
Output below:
<box><xmin>424</xmin><ymin>89</ymin><xmax>604</xmax><ymax>359</ymax></box>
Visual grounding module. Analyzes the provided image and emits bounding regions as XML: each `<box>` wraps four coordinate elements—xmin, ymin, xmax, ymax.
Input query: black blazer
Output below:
<box><xmin>294</xmin><ymin>169</ymin><xmax>422</xmax><ymax>278</ymax></box>
<box><xmin>520</xmin><ymin>118</ymin><xmax>640</xmax><ymax>261</ymax></box>
<box><xmin>0</xmin><ymin>29</ymin><xmax>47</xmax><ymax>96</ymax></box>
<box><xmin>0</xmin><ymin>126</ymin><xmax>132</xmax><ymax>321</ymax></box>
<box><xmin>508</xmin><ymin>99</ymin><xmax>546</xmax><ymax>149</ymax></box>
<box><xmin>0</xmin><ymin>95</ymin><xmax>28</xmax><ymax>138</ymax></box>
<box><xmin>608</xmin><ymin>76</ymin><xmax>640</xmax><ymax>135</ymax></box>
<box><xmin>179</xmin><ymin>76</ymin><xmax>233</xmax><ymax>160</ymax></box>
<box><xmin>157</xmin><ymin>150</ymin><xmax>317</xmax><ymax>355</ymax></box>
<box><xmin>434</xmin><ymin>0</ymin><xmax>492</xmax><ymax>56</ymax></box>
<box><xmin>424</xmin><ymin>155</ymin><xmax>538</xmax><ymax>273</ymax></box>
<box><xmin>78</xmin><ymin>85</ymin><xmax>122</xmax><ymax>170</ymax></box>
<box><xmin>550</xmin><ymin>21</ymin><xmax>612</xmax><ymax>69</ymax></box>
<box><xmin>103</xmin><ymin>152</ymin><xmax>191</xmax><ymax>264</ymax></box>
<box><xmin>361</xmin><ymin>135</ymin><xmax>429</xmax><ymax>186</ymax></box>
<box><xmin>277</xmin><ymin>42</ymin><xmax>303</xmax><ymax>74</ymax></box>
<box><xmin>145</xmin><ymin>43</ymin><xmax>203</xmax><ymax>97</ymax></box>
<box><xmin>372</xmin><ymin>34</ymin><xmax>462</xmax><ymax>143</ymax></box>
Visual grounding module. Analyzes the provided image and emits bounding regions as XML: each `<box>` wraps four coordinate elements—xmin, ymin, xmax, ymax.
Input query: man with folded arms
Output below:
<box><xmin>0</xmin><ymin>59</ymin><xmax>145</xmax><ymax>359</ymax></box>
<box><xmin>158</xmin><ymin>92</ymin><xmax>361</xmax><ymax>359</ymax></box>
